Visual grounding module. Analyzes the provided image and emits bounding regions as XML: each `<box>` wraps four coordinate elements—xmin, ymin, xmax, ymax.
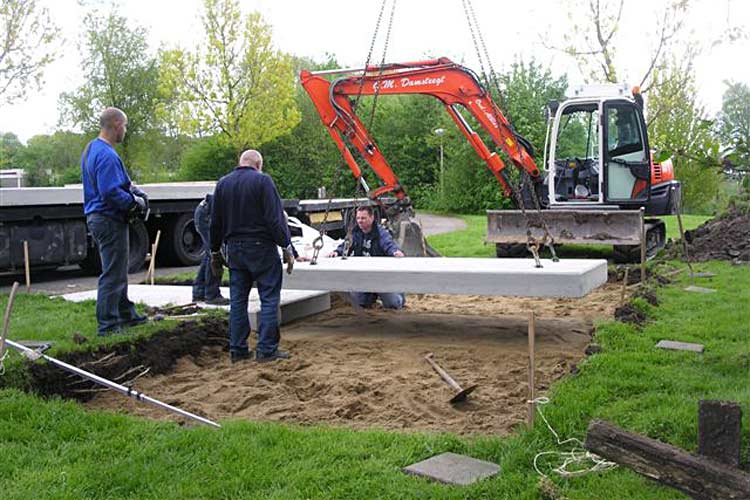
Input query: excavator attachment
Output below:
<box><xmin>486</xmin><ymin>209</ymin><xmax>666</xmax><ymax>263</ymax></box>
<box><xmin>383</xmin><ymin>203</ymin><xmax>440</xmax><ymax>257</ymax></box>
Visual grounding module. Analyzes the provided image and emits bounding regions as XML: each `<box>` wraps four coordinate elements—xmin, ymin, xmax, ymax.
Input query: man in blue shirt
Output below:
<box><xmin>329</xmin><ymin>206</ymin><xmax>406</xmax><ymax>309</ymax></box>
<box><xmin>210</xmin><ymin>149</ymin><xmax>303</xmax><ymax>363</ymax></box>
<box><xmin>81</xmin><ymin>107</ymin><xmax>149</xmax><ymax>335</ymax></box>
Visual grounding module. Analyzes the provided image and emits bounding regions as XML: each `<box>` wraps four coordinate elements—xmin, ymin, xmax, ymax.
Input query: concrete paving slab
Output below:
<box><xmin>656</xmin><ymin>340</ymin><xmax>705</xmax><ymax>353</ymax></box>
<box><xmin>284</xmin><ymin>257</ymin><xmax>607</xmax><ymax>298</ymax></box>
<box><xmin>684</xmin><ymin>285</ymin><xmax>716</xmax><ymax>294</ymax></box>
<box><xmin>58</xmin><ymin>285</ymin><xmax>330</xmax><ymax>329</ymax></box>
<box><xmin>402</xmin><ymin>452</ymin><xmax>500</xmax><ymax>485</ymax></box>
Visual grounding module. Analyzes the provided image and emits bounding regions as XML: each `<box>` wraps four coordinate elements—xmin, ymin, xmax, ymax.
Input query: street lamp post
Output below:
<box><xmin>434</xmin><ymin>128</ymin><xmax>446</xmax><ymax>195</ymax></box>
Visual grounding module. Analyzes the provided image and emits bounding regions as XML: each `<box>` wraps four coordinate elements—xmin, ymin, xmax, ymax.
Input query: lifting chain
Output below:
<box><xmin>311</xmin><ymin>0</ymin><xmax>398</xmax><ymax>265</ymax></box>
<box><xmin>460</xmin><ymin>0</ymin><xmax>557</xmax><ymax>267</ymax></box>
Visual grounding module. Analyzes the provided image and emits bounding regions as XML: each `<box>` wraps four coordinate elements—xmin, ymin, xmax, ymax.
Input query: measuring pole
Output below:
<box><xmin>527</xmin><ymin>310</ymin><xmax>536</xmax><ymax>426</ymax></box>
<box><xmin>4</xmin><ymin>338</ymin><xmax>221</xmax><ymax>429</ymax></box>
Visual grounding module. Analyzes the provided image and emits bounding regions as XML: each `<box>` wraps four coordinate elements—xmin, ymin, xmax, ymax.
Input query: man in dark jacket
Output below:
<box><xmin>329</xmin><ymin>206</ymin><xmax>406</xmax><ymax>309</ymax></box>
<box><xmin>81</xmin><ymin>107</ymin><xmax>149</xmax><ymax>335</ymax></box>
<box><xmin>210</xmin><ymin>149</ymin><xmax>302</xmax><ymax>363</ymax></box>
<box><xmin>192</xmin><ymin>194</ymin><xmax>228</xmax><ymax>305</ymax></box>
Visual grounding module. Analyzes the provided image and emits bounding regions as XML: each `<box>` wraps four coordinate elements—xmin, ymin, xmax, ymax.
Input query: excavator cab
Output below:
<box><xmin>546</xmin><ymin>85</ymin><xmax>652</xmax><ymax>208</ymax></box>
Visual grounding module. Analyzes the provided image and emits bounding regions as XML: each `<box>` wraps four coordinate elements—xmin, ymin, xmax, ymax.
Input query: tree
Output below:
<box><xmin>159</xmin><ymin>0</ymin><xmax>299</xmax><ymax>153</ymax></box>
<box><xmin>59</xmin><ymin>8</ymin><xmax>161</xmax><ymax>170</ymax></box>
<box><xmin>550</xmin><ymin>0</ymin><xmax>690</xmax><ymax>92</ymax></box>
<box><xmin>0</xmin><ymin>132</ymin><xmax>24</xmax><ymax>169</ymax></box>
<box><xmin>648</xmin><ymin>63</ymin><xmax>722</xmax><ymax>212</ymax></box>
<box><xmin>14</xmin><ymin>131</ymin><xmax>89</xmax><ymax>186</ymax></box>
<box><xmin>718</xmin><ymin>81</ymin><xmax>750</xmax><ymax>174</ymax></box>
<box><xmin>0</xmin><ymin>0</ymin><xmax>59</xmax><ymax>104</ymax></box>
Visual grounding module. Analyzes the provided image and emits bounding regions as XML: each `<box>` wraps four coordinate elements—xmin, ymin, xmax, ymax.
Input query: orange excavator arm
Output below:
<box><xmin>300</xmin><ymin>57</ymin><xmax>540</xmax><ymax>202</ymax></box>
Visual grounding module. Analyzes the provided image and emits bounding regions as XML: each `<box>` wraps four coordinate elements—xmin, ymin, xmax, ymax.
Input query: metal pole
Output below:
<box><xmin>4</xmin><ymin>338</ymin><xmax>221</xmax><ymax>429</ymax></box>
<box><xmin>440</xmin><ymin>139</ymin><xmax>445</xmax><ymax>196</ymax></box>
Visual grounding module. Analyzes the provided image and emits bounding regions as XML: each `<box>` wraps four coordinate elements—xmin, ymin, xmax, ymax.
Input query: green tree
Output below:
<box><xmin>0</xmin><ymin>0</ymin><xmax>60</xmax><ymax>104</ymax></box>
<box><xmin>718</xmin><ymin>81</ymin><xmax>750</xmax><ymax>174</ymax></box>
<box><xmin>159</xmin><ymin>0</ymin><xmax>299</xmax><ymax>153</ymax></box>
<box><xmin>59</xmin><ymin>8</ymin><xmax>161</xmax><ymax>169</ymax></box>
<box><xmin>0</xmin><ymin>132</ymin><xmax>24</xmax><ymax>169</ymax></box>
<box><xmin>648</xmin><ymin>63</ymin><xmax>722</xmax><ymax>212</ymax></box>
<box><xmin>14</xmin><ymin>131</ymin><xmax>89</xmax><ymax>186</ymax></box>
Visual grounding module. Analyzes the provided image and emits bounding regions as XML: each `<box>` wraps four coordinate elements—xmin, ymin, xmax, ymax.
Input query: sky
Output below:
<box><xmin>1</xmin><ymin>0</ymin><xmax>749</xmax><ymax>144</ymax></box>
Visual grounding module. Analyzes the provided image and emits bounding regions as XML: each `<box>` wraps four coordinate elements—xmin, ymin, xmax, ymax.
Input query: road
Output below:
<box><xmin>0</xmin><ymin>213</ymin><xmax>466</xmax><ymax>295</ymax></box>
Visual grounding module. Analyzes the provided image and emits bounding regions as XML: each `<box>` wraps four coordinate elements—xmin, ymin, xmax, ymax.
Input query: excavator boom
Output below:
<box><xmin>300</xmin><ymin>57</ymin><xmax>539</xmax><ymax>202</ymax></box>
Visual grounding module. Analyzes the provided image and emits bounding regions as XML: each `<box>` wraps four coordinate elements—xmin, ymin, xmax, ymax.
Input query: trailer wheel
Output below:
<box><xmin>79</xmin><ymin>220</ymin><xmax>149</xmax><ymax>275</ymax></box>
<box><xmin>163</xmin><ymin>213</ymin><xmax>202</xmax><ymax>266</ymax></box>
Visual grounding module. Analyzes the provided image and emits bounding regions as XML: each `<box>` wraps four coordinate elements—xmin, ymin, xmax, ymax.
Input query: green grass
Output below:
<box><xmin>2</xmin><ymin>213</ymin><xmax>745</xmax><ymax>499</ymax></box>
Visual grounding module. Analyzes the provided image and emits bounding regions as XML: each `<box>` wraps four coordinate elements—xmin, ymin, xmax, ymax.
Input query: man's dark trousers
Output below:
<box><xmin>226</xmin><ymin>239</ymin><xmax>282</xmax><ymax>357</ymax></box>
<box><xmin>87</xmin><ymin>213</ymin><xmax>141</xmax><ymax>334</ymax></box>
<box><xmin>192</xmin><ymin>202</ymin><xmax>222</xmax><ymax>301</ymax></box>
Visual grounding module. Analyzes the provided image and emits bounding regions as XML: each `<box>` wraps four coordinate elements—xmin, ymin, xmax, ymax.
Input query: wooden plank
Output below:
<box><xmin>698</xmin><ymin>401</ymin><xmax>742</xmax><ymax>467</ymax></box>
<box><xmin>585</xmin><ymin>420</ymin><xmax>750</xmax><ymax>500</ymax></box>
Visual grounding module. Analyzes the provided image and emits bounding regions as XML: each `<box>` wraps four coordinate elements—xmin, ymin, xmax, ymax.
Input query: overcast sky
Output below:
<box><xmin>2</xmin><ymin>0</ymin><xmax>748</xmax><ymax>143</ymax></box>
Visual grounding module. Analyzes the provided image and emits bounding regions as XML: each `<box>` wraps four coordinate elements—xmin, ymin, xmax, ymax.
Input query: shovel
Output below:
<box><xmin>424</xmin><ymin>352</ymin><xmax>478</xmax><ymax>404</ymax></box>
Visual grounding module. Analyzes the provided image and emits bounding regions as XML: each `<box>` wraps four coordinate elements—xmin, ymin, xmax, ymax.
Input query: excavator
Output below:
<box><xmin>301</xmin><ymin>57</ymin><xmax>681</xmax><ymax>262</ymax></box>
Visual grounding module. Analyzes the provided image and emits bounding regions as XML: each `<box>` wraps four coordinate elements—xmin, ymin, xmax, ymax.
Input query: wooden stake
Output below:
<box><xmin>144</xmin><ymin>230</ymin><xmax>161</xmax><ymax>285</ymax></box>
<box><xmin>23</xmin><ymin>241</ymin><xmax>31</xmax><ymax>292</ymax></box>
<box><xmin>620</xmin><ymin>267</ymin><xmax>630</xmax><ymax>304</ymax></box>
<box><xmin>1</xmin><ymin>282</ymin><xmax>20</xmax><ymax>362</ymax></box>
<box><xmin>639</xmin><ymin>209</ymin><xmax>646</xmax><ymax>285</ymax></box>
<box><xmin>527</xmin><ymin>310</ymin><xmax>536</xmax><ymax>426</ymax></box>
<box><xmin>673</xmin><ymin>186</ymin><xmax>695</xmax><ymax>277</ymax></box>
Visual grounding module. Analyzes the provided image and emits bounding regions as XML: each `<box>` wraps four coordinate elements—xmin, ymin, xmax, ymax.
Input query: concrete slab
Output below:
<box><xmin>402</xmin><ymin>452</ymin><xmax>500</xmax><ymax>485</ymax></box>
<box><xmin>684</xmin><ymin>285</ymin><xmax>716</xmax><ymax>294</ymax></box>
<box><xmin>284</xmin><ymin>257</ymin><xmax>607</xmax><ymax>298</ymax></box>
<box><xmin>656</xmin><ymin>340</ymin><xmax>705</xmax><ymax>353</ymax></box>
<box><xmin>58</xmin><ymin>285</ymin><xmax>331</xmax><ymax>329</ymax></box>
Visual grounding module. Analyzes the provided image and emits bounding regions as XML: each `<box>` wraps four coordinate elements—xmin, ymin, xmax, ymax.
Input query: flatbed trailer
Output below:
<box><xmin>0</xmin><ymin>182</ymin><xmax>373</xmax><ymax>275</ymax></box>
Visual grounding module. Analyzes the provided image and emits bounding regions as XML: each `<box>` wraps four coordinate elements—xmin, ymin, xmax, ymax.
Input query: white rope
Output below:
<box><xmin>530</xmin><ymin>397</ymin><xmax>618</xmax><ymax>478</ymax></box>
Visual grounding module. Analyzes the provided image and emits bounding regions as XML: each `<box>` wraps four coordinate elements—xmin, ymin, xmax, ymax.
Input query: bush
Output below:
<box><xmin>179</xmin><ymin>136</ymin><xmax>237</xmax><ymax>181</ymax></box>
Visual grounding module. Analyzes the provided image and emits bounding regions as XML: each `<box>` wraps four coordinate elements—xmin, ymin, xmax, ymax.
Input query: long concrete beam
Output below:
<box><xmin>283</xmin><ymin>257</ymin><xmax>608</xmax><ymax>298</ymax></box>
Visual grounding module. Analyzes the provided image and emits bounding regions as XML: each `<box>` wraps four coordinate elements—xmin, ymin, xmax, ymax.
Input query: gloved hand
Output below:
<box><xmin>129</xmin><ymin>195</ymin><xmax>148</xmax><ymax>221</ymax></box>
<box><xmin>210</xmin><ymin>251</ymin><xmax>225</xmax><ymax>278</ymax></box>
<box><xmin>130</xmin><ymin>185</ymin><xmax>150</xmax><ymax>219</ymax></box>
<box><xmin>282</xmin><ymin>245</ymin><xmax>295</xmax><ymax>274</ymax></box>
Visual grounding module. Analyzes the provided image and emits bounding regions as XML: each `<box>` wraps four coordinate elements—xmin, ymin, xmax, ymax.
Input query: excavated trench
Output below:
<box><xmin>26</xmin><ymin>271</ymin><xmax>659</xmax><ymax>435</ymax></box>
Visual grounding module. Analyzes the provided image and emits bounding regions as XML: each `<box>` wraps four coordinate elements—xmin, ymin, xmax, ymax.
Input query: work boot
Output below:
<box><xmin>205</xmin><ymin>296</ymin><xmax>230</xmax><ymax>306</ymax></box>
<box><xmin>123</xmin><ymin>315</ymin><xmax>149</xmax><ymax>327</ymax></box>
<box><xmin>255</xmin><ymin>350</ymin><xmax>291</xmax><ymax>363</ymax></box>
<box><xmin>230</xmin><ymin>350</ymin><xmax>252</xmax><ymax>364</ymax></box>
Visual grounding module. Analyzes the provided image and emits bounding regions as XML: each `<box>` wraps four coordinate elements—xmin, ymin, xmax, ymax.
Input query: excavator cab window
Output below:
<box><xmin>551</xmin><ymin>103</ymin><xmax>600</xmax><ymax>202</ymax></box>
<box><xmin>603</xmin><ymin>101</ymin><xmax>650</xmax><ymax>203</ymax></box>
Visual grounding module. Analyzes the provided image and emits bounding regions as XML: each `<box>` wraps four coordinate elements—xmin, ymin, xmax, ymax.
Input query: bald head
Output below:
<box><xmin>98</xmin><ymin>107</ymin><xmax>127</xmax><ymax>145</ymax></box>
<box><xmin>239</xmin><ymin>150</ymin><xmax>263</xmax><ymax>171</ymax></box>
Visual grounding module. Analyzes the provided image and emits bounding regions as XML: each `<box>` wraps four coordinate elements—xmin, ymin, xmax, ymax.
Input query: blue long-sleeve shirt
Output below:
<box><xmin>334</xmin><ymin>223</ymin><xmax>402</xmax><ymax>257</ymax></box>
<box><xmin>210</xmin><ymin>167</ymin><xmax>292</xmax><ymax>252</ymax></box>
<box><xmin>81</xmin><ymin>138</ymin><xmax>135</xmax><ymax>221</ymax></box>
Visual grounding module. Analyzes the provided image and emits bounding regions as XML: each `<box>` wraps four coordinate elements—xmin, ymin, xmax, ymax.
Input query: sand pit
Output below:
<box><xmin>83</xmin><ymin>283</ymin><xmax>620</xmax><ymax>435</ymax></box>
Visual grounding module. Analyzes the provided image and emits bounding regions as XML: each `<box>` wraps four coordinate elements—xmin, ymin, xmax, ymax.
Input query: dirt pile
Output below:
<box><xmin>672</xmin><ymin>209</ymin><xmax>750</xmax><ymax>263</ymax></box>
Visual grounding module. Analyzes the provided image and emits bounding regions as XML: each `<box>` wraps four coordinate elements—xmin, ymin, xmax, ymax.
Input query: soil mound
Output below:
<box><xmin>672</xmin><ymin>209</ymin><xmax>750</xmax><ymax>262</ymax></box>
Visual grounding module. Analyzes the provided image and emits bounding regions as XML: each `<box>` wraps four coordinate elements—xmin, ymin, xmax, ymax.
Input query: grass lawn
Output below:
<box><xmin>2</xmin><ymin>213</ymin><xmax>745</xmax><ymax>499</ymax></box>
